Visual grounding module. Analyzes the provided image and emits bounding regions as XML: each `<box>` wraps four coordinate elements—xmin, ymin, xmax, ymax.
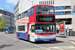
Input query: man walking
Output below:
<box><xmin>67</xmin><ymin>28</ymin><xmax>69</xmax><ymax>36</ymax></box>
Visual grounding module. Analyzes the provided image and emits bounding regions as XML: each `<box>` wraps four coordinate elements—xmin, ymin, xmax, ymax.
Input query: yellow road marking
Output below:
<box><xmin>71</xmin><ymin>41</ymin><xmax>75</xmax><ymax>44</ymax></box>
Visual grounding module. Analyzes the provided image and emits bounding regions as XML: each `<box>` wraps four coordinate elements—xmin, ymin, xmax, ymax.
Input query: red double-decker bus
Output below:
<box><xmin>16</xmin><ymin>4</ymin><xmax>56</xmax><ymax>42</ymax></box>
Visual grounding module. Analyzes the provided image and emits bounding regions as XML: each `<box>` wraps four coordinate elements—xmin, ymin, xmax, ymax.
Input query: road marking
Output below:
<box><xmin>71</xmin><ymin>41</ymin><xmax>75</xmax><ymax>44</ymax></box>
<box><xmin>0</xmin><ymin>34</ymin><xmax>50</xmax><ymax>50</ymax></box>
<box><xmin>50</xmin><ymin>47</ymin><xmax>64</xmax><ymax>50</ymax></box>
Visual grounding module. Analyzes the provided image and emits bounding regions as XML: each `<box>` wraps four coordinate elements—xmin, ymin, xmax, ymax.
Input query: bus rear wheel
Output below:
<box><xmin>18</xmin><ymin>33</ymin><xmax>20</xmax><ymax>39</ymax></box>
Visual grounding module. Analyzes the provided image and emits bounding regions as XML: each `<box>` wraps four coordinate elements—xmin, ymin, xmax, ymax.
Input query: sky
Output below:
<box><xmin>0</xmin><ymin>0</ymin><xmax>18</xmax><ymax>13</ymax></box>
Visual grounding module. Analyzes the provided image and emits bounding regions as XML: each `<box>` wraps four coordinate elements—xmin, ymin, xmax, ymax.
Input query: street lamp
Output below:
<box><xmin>28</xmin><ymin>0</ymin><xmax>33</xmax><ymax>6</ymax></box>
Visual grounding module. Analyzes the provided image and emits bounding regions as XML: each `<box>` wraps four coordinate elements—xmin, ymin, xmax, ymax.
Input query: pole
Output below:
<box><xmin>32</xmin><ymin>0</ymin><xmax>33</xmax><ymax>6</ymax></box>
<box><xmin>28</xmin><ymin>0</ymin><xmax>33</xmax><ymax>6</ymax></box>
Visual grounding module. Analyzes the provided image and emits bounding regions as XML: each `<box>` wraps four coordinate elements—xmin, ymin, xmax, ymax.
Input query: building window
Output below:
<box><xmin>51</xmin><ymin>0</ymin><xmax>52</xmax><ymax>5</ymax></box>
<box><xmin>65</xmin><ymin>6</ymin><xmax>71</xmax><ymax>9</ymax></box>
<box><xmin>47</xmin><ymin>1</ymin><xmax>48</xmax><ymax>5</ymax></box>
<box><xmin>39</xmin><ymin>1</ymin><xmax>42</xmax><ymax>4</ymax></box>
<box><xmin>55</xmin><ymin>6</ymin><xmax>65</xmax><ymax>10</ymax></box>
<box><xmin>65</xmin><ymin>11</ymin><xmax>71</xmax><ymax>15</ymax></box>
<box><xmin>41</xmin><ymin>1</ymin><xmax>43</xmax><ymax>4</ymax></box>
<box><xmin>39</xmin><ymin>1</ymin><xmax>41</xmax><ymax>4</ymax></box>
<box><xmin>53</xmin><ymin>0</ymin><xmax>54</xmax><ymax>5</ymax></box>
<box><xmin>56</xmin><ymin>19</ymin><xmax>72</xmax><ymax>25</ymax></box>
<box><xmin>43</xmin><ymin>1</ymin><xmax>44</xmax><ymax>4</ymax></box>
<box><xmin>45</xmin><ymin>1</ymin><xmax>46</xmax><ymax>4</ymax></box>
<box><xmin>55</xmin><ymin>12</ymin><xmax>65</xmax><ymax>15</ymax></box>
<box><xmin>18</xmin><ymin>25</ymin><xmax>25</xmax><ymax>31</ymax></box>
<box><xmin>49</xmin><ymin>1</ymin><xmax>50</xmax><ymax>5</ymax></box>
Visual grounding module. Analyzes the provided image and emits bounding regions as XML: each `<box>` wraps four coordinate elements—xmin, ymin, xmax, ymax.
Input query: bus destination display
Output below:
<box><xmin>36</xmin><ymin>16</ymin><xmax>55</xmax><ymax>22</ymax></box>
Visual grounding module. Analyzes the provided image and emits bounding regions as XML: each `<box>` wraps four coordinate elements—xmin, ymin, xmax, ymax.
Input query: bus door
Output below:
<box><xmin>5</xmin><ymin>28</ymin><xmax>8</xmax><ymax>33</ymax></box>
<box><xmin>29</xmin><ymin>24</ymin><xmax>35</xmax><ymax>41</ymax></box>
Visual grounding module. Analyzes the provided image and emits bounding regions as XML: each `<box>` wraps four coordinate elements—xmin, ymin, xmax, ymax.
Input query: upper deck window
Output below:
<box><xmin>36</xmin><ymin>6</ymin><xmax>54</xmax><ymax>14</ymax></box>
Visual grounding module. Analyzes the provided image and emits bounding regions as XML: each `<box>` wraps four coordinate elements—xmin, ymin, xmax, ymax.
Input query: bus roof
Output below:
<box><xmin>32</xmin><ymin>4</ymin><xmax>54</xmax><ymax>8</ymax></box>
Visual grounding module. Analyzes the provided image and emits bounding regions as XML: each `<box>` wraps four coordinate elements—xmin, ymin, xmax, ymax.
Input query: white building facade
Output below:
<box><xmin>14</xmin><ymin>0</ymin><xmax>73</xmax><ymax>30</ymax></box>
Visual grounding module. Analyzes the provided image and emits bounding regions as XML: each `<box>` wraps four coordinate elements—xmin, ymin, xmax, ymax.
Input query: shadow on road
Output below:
<box><xmin>34</xmin><ymin>40</ymin><xmax>64</xmax><ymax>44</ymax></box>
<box><xmin>5</xmin><ymin>33</ymin><xmax>15</xmax><ymax>34</ymax></box>
<box><xmin>0</xmin><ymin>44</ymin><xmax>13</xmax><ymax>49</ymax></box>
<box><xmin>19</xmin><ymin>38</ymin><xmax>64</xmax><ymax>44</ymax></box>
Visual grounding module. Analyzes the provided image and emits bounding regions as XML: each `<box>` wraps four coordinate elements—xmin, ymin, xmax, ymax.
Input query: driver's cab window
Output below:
<box><xmin>31</xmin><ymin>25</ymin><xmax>35</xmax><ymax>32</ymax></box>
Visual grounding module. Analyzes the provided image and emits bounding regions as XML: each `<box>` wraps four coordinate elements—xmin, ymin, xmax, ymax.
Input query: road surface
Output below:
<box><xmin>0</xmin><ymin>32</ymin><xmax>75</xmax><ymax>50</ymax></box>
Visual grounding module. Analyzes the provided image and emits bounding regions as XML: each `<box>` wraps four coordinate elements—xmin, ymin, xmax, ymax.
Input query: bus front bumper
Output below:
<box><xmin>35</xmin><ymin>38</ymin><xmax>56</xmax><ymax>42</ymax></box>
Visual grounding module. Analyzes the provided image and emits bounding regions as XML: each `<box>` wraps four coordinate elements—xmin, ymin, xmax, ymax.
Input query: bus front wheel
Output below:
<box><xmin>28</xmin><ymin>35</ymin><xmax>30</xmax><ymax>41</ymax></box>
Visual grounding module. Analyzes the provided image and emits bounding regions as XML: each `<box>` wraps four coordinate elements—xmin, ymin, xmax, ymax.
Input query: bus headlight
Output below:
<box><xmin>35</xmin><ymin>35</ymin><xmax>39</xmax><ymax>39</ymax></box>
<box><xmin>53</xmin><ymin>34</ymin><xmax>56</xmax><ymax>38</ymax></box>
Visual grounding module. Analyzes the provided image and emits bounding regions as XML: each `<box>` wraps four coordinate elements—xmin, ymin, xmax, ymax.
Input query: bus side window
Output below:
<box><xmin>18</xmin><ymin>25</ymin><xmax>25</xmax><ymax>31</ymax></box>
<box><xmin>31</xmin><ymin>25</ymin><xmax>35</xmax><ymax>32</ymax></box>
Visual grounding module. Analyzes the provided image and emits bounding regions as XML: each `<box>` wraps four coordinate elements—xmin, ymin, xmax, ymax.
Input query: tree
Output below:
<box><xmin>1</xmin><ymin>17</ymin><xmax>6</xmax><ymax>31</ymax></box>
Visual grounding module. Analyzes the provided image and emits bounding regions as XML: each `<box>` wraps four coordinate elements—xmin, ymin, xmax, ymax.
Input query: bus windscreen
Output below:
<box><xmin>35</xmin><ymin>24</ymin><xmax>56</xmax><ymax>33</ymax></box>
<box><xmin>9</xmin><ymin>27</ymin><xmax>14</xmax><ymax>31</ymax></box>
<box><xmin>36</xmin><ymin>6</ymin><xmax>54</xmax><ymax>14</ymax></box>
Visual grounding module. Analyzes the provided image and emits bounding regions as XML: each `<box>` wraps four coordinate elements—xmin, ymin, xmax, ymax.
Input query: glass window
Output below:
<box><xmin>49</xmin><ymin>1</ymin><xmax>50</xmax><ymax>5</ymax></box>
<box><xmin>9</xmin><ymin>27</ymin><xmax>14</xmax><ymax>31</ymax></box>
<box><xmin>31</xmin><ymin>25</ymin><xmax>35</xmax><ymax>32</ymax></box>
<box><xmin>21</xmin><ymin>11</ymin><xmax>28</xmax><ymax>18</ymax></box>
<box><xmin>45</xmin><ymin>1</ymin><xmax>46</xmax><ymax>4</ymax></box>
<box><xmin>62</xmin><ymin>6</ymin><xmax>65</xmax><ymax>10</ymax></box>
<box><xmin>5</xmin><ymin>27</ymin><xmax>8</xmax><ymax>31</ymax></box>
<box><xmin>35</xmin><ymin>24</ymin><xmax>56</xmax><ymax>33</ymax></box>
<box><xmin>65</xmin><ymin>6</ymin><xmax>71</xmax><ymax>9</ymax></box>
<box><xmin>51</xmin><ymin>1</ymin><xmax>52</xmax><ymax>5</ymax></box>
<box><xmin>56</xmin><ymin>19</ymin><xmax>72</xmax><ymax>25</ymax></box>
<box><xmin>53</xmin><ymin>0</ymin><xmax>54</xmax><ymax>5</ymax></box>
<box><xmin>18</xmin><ymin>25</ymin><xmax>25</xmax><ymax>31</ymax></box>
<box><xmin>72</xmin><ymin>6</ymin><xmax>75</xmax><ymax>13</ymax></box>
<box><xmin>39</xmin><ymin>1</ymin><xmax>41</xmax><ymax>4</ymax></box>
<box><xmin>30</xmin><ymin>7</ymin><xmax>34</xmax><ymax>15</ymax></box>
<box><xmin>65</xmin><ymin>11</ymin><xmax>71</xmax><ymax>15</ymax></box>
<box><xmin>28</xmin><ymin>10</ymin><xmax>30</xmax><ymax>17</ymax></box>
<box><xmin>62</xmin><ymin>12</ymin><xmax>65</xmax><ymax>15</ymax></box>
<box><xmin>55</xmin><ymin>12</ymin><xmax>65</xmax><ymax>15</ymax></box>
<box><xmin>59</xmin><ymin>12</ymin><xmax>62</xmax><ymax>15</ymax></box>
<box><xmin>41</xmin><ymin>1</ymin><xmax>43</xmax><ymax>4</ymax></box>
<box><xmin>59</xmin><ymin>7</ymin><xmax>62</xmax><ymax>10</ymax></box>
<box><xmin>43</xmin><ymin>1</ymin><xmax>44</xmax><ymax>4</ymax></box>
<box><xmin>47</xmin><ymin>1</ymin><xmax>48</xmax><ymax>5</ymax></box>
<box><xmin>55</xmin><ymin>7</ymin><xmax>58</xmax><ymax>10</ymax></box>
<box><xmin>36</xmin><ymin>6</ymin><xmax>54</xmax><ymax>14</ymax></box>
<box><xmin>55</xmin><ymin>6</ymin><xmax>65</xmax><ymax>10</ymax></box>
<box><xmin>25</xmin><ymin>12</ymin><xmax>28</xmax><ymax>17</ymax></box>
<box><xmin>55</xmin><ymin>12</ymin><xmax>58</xmax><ymax>15</ymax></box>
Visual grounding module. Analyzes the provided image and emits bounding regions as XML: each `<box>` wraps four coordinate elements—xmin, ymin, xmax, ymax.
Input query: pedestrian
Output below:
<box><xmin>67</xmin><ymin>28</ymin><xmax>69</xmax><ymax>36</ymax></box>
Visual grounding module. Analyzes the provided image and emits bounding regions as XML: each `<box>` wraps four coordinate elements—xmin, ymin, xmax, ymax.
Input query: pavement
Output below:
<box><xmin>66</xmin><ymin>36</ymin><xmax>75</xmax><ymax>41</ymax></box>
<box><xmin>24</xmin><ymin>46</ymin><xmax>75</xmax><ymax>50</ymax></box>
